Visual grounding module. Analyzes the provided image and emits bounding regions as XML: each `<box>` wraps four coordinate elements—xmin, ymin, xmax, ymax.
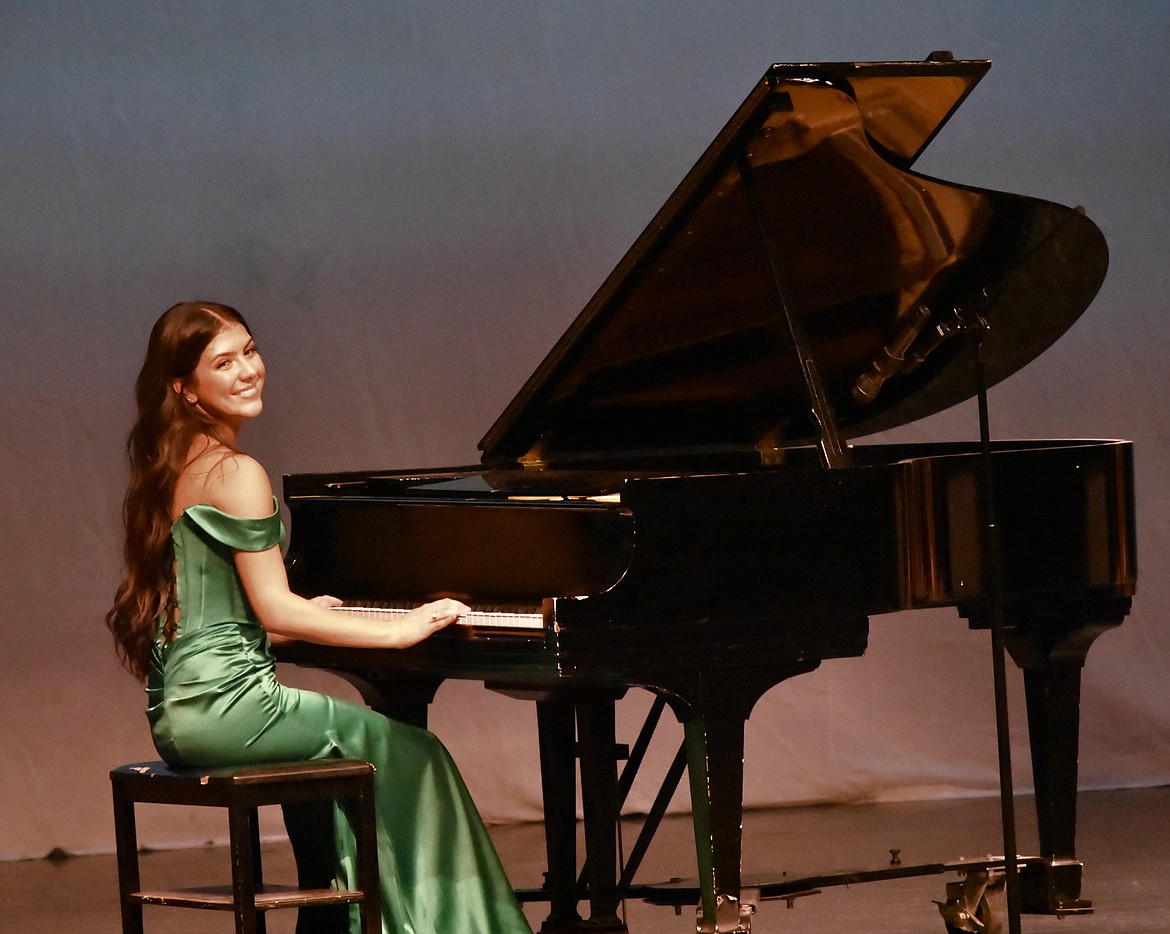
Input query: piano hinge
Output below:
<box><xmin>754</xmin><ymin>428</ymin><xmax>787</xmax><ymax>467</ymax></box>
<box><xmin>519</xmin><ymin>438</ymin><xmax>548</xmax><ymax>469</ymax></box>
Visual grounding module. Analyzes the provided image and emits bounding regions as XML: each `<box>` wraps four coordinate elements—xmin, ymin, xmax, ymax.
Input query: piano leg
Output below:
<box><xmin>536</xmin><ymin>699</ymin><xmax>586</xmax><ymax>933</ymax></box>
<box><xmin>577</xmin><ymin>698</ymin><xmax>629</xmax><ymax>932</ymax></box>
<box><xmin>683</xmin><ymin>715</ymin><xmax>751</xmax><ymax>934</ymax></box>
<box><xmin>993</xmin><ymin>596</ymin><xmax>1129</xmax><ymax>915</ymax></box>
<box><xmin>1018</xmin><ymin>664</ymin><xmax>1092</xmax><ymax>914</ymax></box>
<box><xmin>670</xmin><ymin>663</ymin><xmax>820</xmax><ymax>934</ymax></box>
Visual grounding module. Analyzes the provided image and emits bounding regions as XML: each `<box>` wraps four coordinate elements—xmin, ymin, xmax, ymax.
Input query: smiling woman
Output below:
<box><xmin>103</xmin><ymin>301</ymin><xmax>534</xmax><ymax>934</ymax></box>
<box><xmin>175</xmin><ymin>321</ymin><xmax>266</xmax><ymax>434</ymax></box>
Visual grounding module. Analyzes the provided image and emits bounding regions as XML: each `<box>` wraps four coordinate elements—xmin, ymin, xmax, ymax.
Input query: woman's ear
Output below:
<box><xmin>174</xmin><ymin>380</ymin><xmax>194</xmax><ymax>404</ymax></box>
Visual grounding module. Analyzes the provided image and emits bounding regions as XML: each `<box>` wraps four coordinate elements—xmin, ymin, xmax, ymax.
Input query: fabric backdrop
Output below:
<box><xmin>2</xmin><ymin>0</ymin><xmax>1168</xmax><ymax>862</ymax></box>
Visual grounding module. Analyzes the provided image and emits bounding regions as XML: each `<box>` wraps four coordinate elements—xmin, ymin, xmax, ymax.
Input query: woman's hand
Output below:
<box><xmin>402</xmin><ymin>597</ymin><xmax>471</xmax><ymax>645</ymax></box>
<box><xmin>305</xmin><ymin>594</ymin><xmax>469</xmax><ymax>648</ymax></box>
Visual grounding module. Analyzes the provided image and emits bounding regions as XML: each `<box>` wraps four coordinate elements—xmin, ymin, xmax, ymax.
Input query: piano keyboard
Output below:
<box><xmin>331</xmin><ymin>602</ymin><xmax>546</xmax><ymax>632</ymax></box>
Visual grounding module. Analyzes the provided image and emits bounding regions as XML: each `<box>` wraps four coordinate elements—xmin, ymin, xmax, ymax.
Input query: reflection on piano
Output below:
<box><xmin>277</xmin><ymin>55</ymin><xmax>1136</xmax><ymax>934</ymax></box>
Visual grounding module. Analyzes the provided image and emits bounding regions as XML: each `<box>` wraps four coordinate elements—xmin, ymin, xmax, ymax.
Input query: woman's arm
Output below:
<box><xmin>235</xmin><ymin>546</ymin><xmax>466</xmax><ymax>648</ymax></box>
<box><xmin>208</xmin><ymin>452</ymin><xmax>467</xmax><ymax>648</ymax></box>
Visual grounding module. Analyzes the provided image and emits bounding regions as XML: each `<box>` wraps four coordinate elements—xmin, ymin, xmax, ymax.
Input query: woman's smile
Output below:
<box><xmin>181</xmin><ymin>322</ymin><xmax>266</xmax><ymax>431</ymax></box>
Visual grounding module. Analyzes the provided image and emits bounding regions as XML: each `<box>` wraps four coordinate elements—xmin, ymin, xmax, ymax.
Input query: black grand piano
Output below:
<box><xmin>279</xmin><ymin>56</ymin><xmax>1135</xmax><ymax>934</ymax></box>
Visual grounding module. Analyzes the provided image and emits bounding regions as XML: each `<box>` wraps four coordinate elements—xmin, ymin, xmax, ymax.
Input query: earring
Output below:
<box><xmin>185</xmin><ymin>394</ymin><xmax>197</xmax><ymax>404</ymax></box>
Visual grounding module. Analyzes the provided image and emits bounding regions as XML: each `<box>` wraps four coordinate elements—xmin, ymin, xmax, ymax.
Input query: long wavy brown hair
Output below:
<box><xmin>106</xmin><ymin>301</ymin><xmax>252</xmax><ymax>680</ymax></box>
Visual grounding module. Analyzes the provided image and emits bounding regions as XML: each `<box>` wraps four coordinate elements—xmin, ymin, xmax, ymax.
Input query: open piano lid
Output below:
<box><xmin>479</xmin><ymin>56</ymin><xmax>1109</xmax><ymax>468</ymax></box>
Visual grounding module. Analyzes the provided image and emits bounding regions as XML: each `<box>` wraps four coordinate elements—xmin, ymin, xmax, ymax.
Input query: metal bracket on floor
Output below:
<box><xmin>696</xmin><ymin>892</ymin><xmax>755</xmax><ymax>933</ymax></box>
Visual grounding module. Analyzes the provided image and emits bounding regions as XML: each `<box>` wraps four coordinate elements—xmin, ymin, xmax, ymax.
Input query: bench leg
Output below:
<box><xmin>354</xmin><ymin>784</ymin><xmax>381</xmax><ymax>934</ymax></box>
<box><xmin>228</xmin><ymin>804</ymin><xmax>264</xmax><ymax>934</ymax></box>
<box><xmin>111</xmin><ymin>790</ymin><xmax>144</xmax><ymax>934</ymax></box>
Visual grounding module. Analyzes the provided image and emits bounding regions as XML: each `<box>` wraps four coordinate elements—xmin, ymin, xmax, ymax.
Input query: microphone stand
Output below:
<box><xmin>962</xmin><ymin>304</ymin><xmax>1023</xmax><ymax>934</ymax></box>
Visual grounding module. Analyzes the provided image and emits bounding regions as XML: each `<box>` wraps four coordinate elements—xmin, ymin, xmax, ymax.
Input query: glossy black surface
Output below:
<box><xmin>480</xmin><ymin>60</ymin><xmax>1108</xmax><ymax>464</ymax></box>
<box><xmin>279</xmin><ymin>58</ymin><xmax>1132</xmax><ymax>933</ymax></box>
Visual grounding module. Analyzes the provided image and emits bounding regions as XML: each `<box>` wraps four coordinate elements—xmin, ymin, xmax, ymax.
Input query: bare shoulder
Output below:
<box><xmin>203</xmin><ymin>452</ymin><xmax>275</xmax><ymax>519</ymax></box>
<box><xmin>177</xmin><ymin>444</ymin><xmax>274</xmax><ymax>520</ymax></box>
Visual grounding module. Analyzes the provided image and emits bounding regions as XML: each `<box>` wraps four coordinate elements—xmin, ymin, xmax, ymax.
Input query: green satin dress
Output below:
<box><xmin>146</xmin><ymin>500</ymin><xmax>533</xmax><ymax>934</ymax></box>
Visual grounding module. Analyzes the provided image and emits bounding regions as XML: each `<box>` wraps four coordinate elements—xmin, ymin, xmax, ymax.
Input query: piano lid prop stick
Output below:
<box><xmin>966</xmin><ymin>307</ymin><xmax>1023</xmax><ymax>934</ymax></box>
<box><xmin>736</xmin><ymin>150</ymin><xmax>851</xmax><ymax>469</ymax></box>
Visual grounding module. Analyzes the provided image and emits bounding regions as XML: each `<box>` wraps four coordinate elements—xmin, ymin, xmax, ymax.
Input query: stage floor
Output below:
<box><xmin>3</xmin><ymin>784</ymin><xmax>1165</xmax><ymax>933</ymax></box>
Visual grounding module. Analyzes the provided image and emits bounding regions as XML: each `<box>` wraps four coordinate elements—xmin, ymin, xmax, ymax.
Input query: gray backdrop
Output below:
<box><xmin>2</xmin><ymin>1</ymin><xmax>1168</xmax><ymax>861</ymax></box>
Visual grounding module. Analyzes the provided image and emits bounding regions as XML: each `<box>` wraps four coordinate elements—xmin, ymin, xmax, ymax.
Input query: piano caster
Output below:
<box><xmin>696</xmin><ymin>893</ymin><xmax>754</xmax><ymax>934</ymax></box>
<box><xmin>935</xmin><ymin>869</ymin><xmax>1005</xmax><ymax>934</ymax></box>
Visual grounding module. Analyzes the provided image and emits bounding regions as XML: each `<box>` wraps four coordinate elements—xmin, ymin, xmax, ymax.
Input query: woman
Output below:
<box><xmin>106</xmin><ymin>301</ymin><xmax>533</xmax><ymax>934</ymax></box>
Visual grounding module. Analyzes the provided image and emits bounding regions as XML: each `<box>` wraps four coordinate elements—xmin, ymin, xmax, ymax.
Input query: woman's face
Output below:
<box><xmin>181</xmin><ymin>323</ymin><xmax>266</xmax><ymax>431</ymax></box>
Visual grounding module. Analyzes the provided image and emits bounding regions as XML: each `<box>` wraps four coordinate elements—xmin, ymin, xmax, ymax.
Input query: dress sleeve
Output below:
<box><xmin>182</xmin><ymin>497</ymin><xmax>285</xmax><ymax>552</ymax></box>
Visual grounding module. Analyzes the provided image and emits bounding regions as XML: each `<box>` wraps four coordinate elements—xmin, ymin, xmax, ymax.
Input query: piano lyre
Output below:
<box><xmin>278</xmin><ymin>54</ymin><xmax>1135</xmax><ymax>934</ymax></box>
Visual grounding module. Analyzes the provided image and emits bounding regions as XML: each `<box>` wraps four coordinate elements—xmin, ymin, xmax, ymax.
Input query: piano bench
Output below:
<box><xmin>109</xmin><ymin>758</ymin><xmax>379</xmax><ymax>934</ymax></box>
